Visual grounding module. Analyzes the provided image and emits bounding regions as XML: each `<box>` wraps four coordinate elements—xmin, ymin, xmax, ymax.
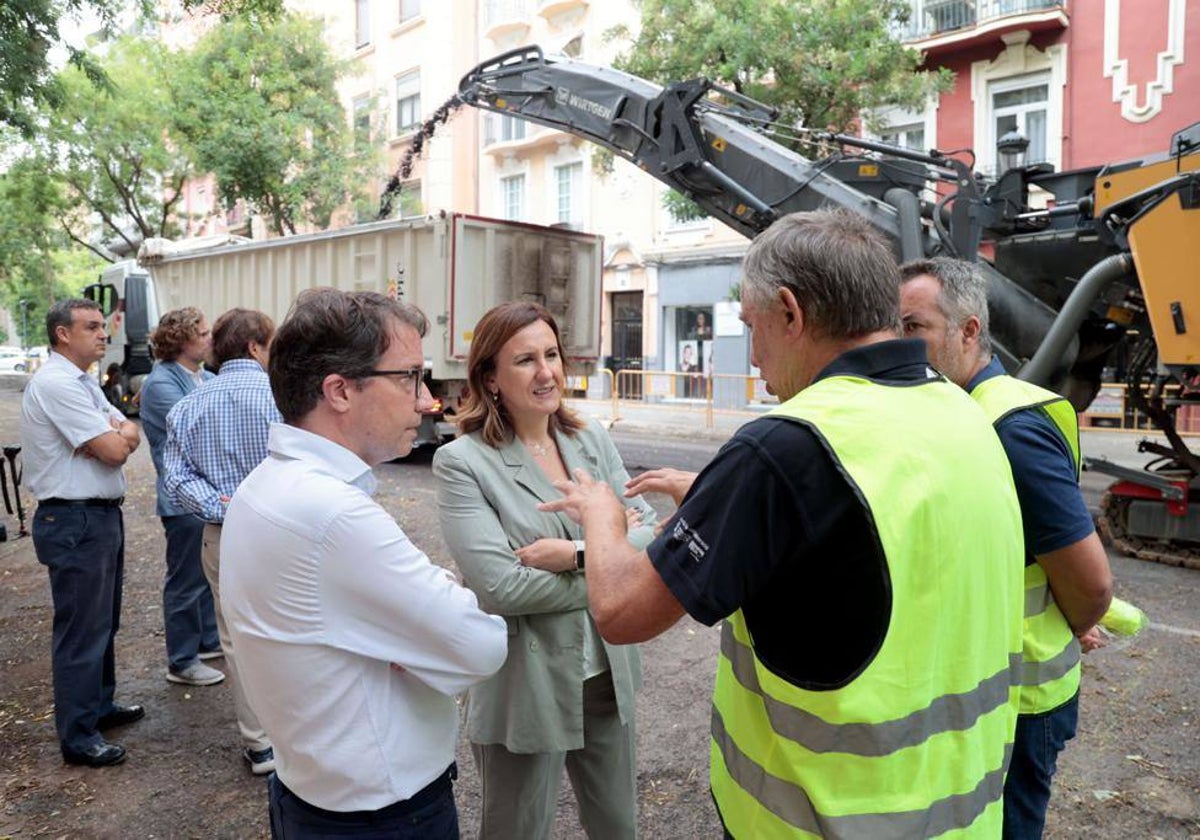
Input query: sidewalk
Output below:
<box><xmin>565</xmin><ymin>397</ymin><xmax>761</xmax><ymax>443</ymax></box>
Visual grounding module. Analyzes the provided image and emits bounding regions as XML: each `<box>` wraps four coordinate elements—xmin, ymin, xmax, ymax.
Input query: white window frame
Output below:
<box><xmin>399</xmin><ymin>0</ymin><xmax>420</xmax><ymax>23</ymax></box>
<box><xmin>988</xmin><ymin>73</ymin><xmax>1051</xmax><ymax>172</ymax></box>
<box><xmin>553</xmin><ymin>161</ymin><xmax>583</xmax><ymax>227</ymax></box>
<box><xmin>971</xmin><ymin>36</ymin><xmax>1065</xmax><ymax>175</ymax></box>
<box><xmin>500</xmin><ymin>173</ymin><xmax>526</xmax><ymax>221</ymax></box>
<box><xmin>352</xmin><ymin>95</ymin><xmax>372</xmax><ymax>143</ymax></box>
<box><xmin>394</xmin><ymin>70</ymin><xmax>421</xmax><ymax>136</ymax></box>
<box><xmin>865</xmin><ymin>102</ymin><xmax>938</xmax><ymax>154</ymax></box>
<box><xmin>355</xmin><ymin>0</ymin><xmax>370</xmax><ymax>48</ymax></box>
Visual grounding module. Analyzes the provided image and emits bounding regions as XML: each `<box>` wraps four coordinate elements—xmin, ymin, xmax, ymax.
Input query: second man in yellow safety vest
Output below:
<box><xmin>900</xmin><ymin>257</ymin><xmax>1114</xmax><ymax>840</ymax></box>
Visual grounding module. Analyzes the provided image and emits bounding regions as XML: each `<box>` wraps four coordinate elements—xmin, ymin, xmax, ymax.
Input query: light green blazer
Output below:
<box><xmin>432</xmin><ymin>418</ymin><xmax>657</xmax><ymax>753</ymax></box>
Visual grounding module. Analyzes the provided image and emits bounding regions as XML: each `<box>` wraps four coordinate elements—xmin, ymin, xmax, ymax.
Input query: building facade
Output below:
<box><xmin>162</xmin><ymin>1</ymin><xmax>1198</xmax><ymax>406</ymax></box>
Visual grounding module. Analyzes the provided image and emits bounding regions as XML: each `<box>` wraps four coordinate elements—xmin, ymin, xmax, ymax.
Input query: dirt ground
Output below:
<box><xmin>1</xmin><ymin>374</ymin><xmax>1198</xmax><ymax>839</ymax></box>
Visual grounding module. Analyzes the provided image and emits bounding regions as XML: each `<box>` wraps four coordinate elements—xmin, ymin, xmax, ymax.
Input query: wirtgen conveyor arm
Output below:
<box><xmin>459</xmin><ymin>46</ymin><xmax>970</xmax><ymax>248</ymax></box>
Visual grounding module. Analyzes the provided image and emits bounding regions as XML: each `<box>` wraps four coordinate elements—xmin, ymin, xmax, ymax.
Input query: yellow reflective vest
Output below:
<box><xmin>710</xmin><ymin>372</ymin><xmax>1025</xmax><ymax>839</ymax></box>
<box><xmin>971</xmin><ymin>373</ymin><xmax>1083</xmax><ymax>715</ymax></box>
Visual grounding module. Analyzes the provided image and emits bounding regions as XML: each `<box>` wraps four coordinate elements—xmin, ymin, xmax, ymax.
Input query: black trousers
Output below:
<box><xmin>32</xmin><ymin>503</ymin><xmax>124</xmax><ymax>752</ymax></box>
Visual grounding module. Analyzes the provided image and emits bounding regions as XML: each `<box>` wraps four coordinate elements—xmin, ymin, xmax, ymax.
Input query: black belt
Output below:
<box><xmin>39</xmin><ymin>497</ymin><xmax>124</xmax><ymax>508</ymax></box>
<box><xmin>276</xmin><ymin>762</ymin><xmax>457</xmax><ymax>822</ymax></box>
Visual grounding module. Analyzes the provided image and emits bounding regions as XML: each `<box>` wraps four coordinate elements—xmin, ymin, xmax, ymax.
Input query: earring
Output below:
<box><xmin>490</xmin><ymin>391</ymin><xmax>499</xmax><ymax>403</ymax></box>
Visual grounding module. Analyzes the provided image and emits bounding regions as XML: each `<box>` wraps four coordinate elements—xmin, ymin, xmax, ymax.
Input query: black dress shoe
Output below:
<box><xmin>97</xmin><ymin>704</ymin><xmax>145</xmax><ymax>730</ymax></box>
<box><xmin>62</xmin><ymin>741</ymin><xmax>127</xmax><ymax>767</ymax></box>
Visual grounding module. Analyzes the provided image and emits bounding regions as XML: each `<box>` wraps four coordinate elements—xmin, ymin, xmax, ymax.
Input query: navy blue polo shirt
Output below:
<box><xmin>646</xmin><ymin>338</ymin><xmax>935</xmax><ymax>690</ymax></box>
<box><xmin>967</xmin><ymin>357</ymin><xmax>1094</xmax><ymax>563</ymax></box>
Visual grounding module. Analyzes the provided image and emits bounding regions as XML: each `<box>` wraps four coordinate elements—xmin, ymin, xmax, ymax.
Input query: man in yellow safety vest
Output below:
<box><xmin>542</xmin><ymin>209</ymin><xmax>1027</xmax><ymax>838</ymax></box>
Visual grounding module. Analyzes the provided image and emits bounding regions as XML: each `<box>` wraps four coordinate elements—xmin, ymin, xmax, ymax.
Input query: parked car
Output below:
<box><xmin>0</xmin><ymin>355</ymin><xmax>28</xmax><ymax>374</ymax></box>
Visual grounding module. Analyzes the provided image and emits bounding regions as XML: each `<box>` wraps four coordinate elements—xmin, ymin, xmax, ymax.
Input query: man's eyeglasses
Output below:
<box><xmin>360</xmin><ymin>367</ymin><xmax>426</xmax><ymax>389</ymax></box>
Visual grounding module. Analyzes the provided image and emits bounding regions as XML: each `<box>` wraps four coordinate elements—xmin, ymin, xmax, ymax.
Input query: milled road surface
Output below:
<box><xmin>1</xmin><ymin>376</ymin><xmax>1197</xmax><ymax>838</ymax></box>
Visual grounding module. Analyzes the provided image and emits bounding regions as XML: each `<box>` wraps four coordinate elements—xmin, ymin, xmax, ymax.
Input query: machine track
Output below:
<box><xmin>1098</xmin><ymin>490</ymin><xmax>1200</xmax><ymax>570</ymax></box>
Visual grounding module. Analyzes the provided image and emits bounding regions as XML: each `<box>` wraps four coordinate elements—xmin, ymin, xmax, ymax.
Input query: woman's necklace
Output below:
<box><xmin>524</xmin><ymin>438</ymin><xmax>552</xmax><ymax>458</ymax></box>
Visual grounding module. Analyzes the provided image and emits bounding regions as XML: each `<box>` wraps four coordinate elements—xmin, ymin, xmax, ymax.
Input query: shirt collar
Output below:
<box><xmin>45</xmin><ymin>349</ymin><xmax>89</xmax><ymax>377</ymax></box>
<box><xmin>217</xmin><ymin>358</ymin><xmax>265</xmax><ymax>375</ymax></box>
<box><xmin>965</xmin><ymin>355</ymin><xmax>1006</xmax><ymax>392</ymax></box>
<box><xmin>814</xmin><ymin>338</ymin><xmax>934</xmax><ymax>384</ymax></box>
<box><xmin>267</xmin><ymin>423</ymin><xmax>377</xmax><ymax>495</ymax></box>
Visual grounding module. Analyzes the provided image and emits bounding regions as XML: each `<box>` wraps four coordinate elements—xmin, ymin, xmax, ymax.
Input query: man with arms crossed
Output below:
<box><xmin>21</xmin><ymin>299</ymin><xmax>143</xmax><ymax>767</ymax></box>
<box><xmin>544</xmin><ymin>209</ymin><xmax>1027</xmax><ymax>838</ymax></box>
<box><xmin>221</xmin><ymin>289</ymin><xmax>507</xmax><ymax>838</ymax></box>
<box><xmin>138</xmin><ymin>307</ymin><xmax>224</xmax><ymax>688</ymax></box>
<box><xmin>163</xmin><ymin>308</ymin><xmax>279</xmax><ymax>774</ymax></box>
<box><xmin>899</xmin><ymin>257</ymin><xmax>1113</xmax><ymax>839</ymax></box>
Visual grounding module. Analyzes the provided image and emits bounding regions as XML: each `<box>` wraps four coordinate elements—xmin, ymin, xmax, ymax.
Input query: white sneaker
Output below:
<box><xmin>198</xmin><ymin>648</ymin><xmax>224</xmax><ymax>661</ymax></box>
<box><xmin>166</xmin><ymin>662</ymin><xmax>226</xmax><ymax>686</ymax></box>
<box><xmin>243</xmin><ymin>746</ymin><xmax>275</xmax><ymax>776</ymax></box>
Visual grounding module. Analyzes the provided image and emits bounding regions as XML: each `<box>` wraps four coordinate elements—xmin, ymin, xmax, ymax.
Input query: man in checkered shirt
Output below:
<box><xmin>164</xmin><ymin>307</ymin><xmax>281</xmax><ymax>777</ymax></box>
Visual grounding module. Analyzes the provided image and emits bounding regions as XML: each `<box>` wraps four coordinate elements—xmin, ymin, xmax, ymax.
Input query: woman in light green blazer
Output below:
<box><xmin>432</xmin><ymin>302</ymin><xmax>656</xmax><ymax>840</ymax></box>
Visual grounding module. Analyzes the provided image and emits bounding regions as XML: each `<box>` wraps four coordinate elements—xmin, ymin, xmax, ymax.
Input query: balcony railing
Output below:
<box><xmin>902</xmin><ymin>0</ymin><xmax>1065</xmax><ymax>40</ymax></box>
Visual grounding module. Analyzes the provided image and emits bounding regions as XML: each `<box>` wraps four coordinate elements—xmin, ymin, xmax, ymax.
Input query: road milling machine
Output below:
<box><xmin>443</xmin><ymin>46</ymin><xmax>1200</xmax><ymax>567</ymax></box>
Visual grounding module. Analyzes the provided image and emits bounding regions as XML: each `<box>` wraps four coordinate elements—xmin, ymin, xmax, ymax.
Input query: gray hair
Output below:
<box><xmin>899</xmin><ymin>257</ymin><xmax>993</xmax><ymax>356</ymax></box>
<box><xmin>741</xmin><ymin>209</ymin><xmax>902</xmax><ymax>339</ymax></box>
<box><xmin>45</xmin><ymin>299</ymin><xmax>102</xmax><ymax>346</ymax></box>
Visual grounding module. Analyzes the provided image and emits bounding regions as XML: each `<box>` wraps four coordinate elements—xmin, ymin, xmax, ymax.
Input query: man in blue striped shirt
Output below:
<box><xmin>164</xmin><ymin>308</ymin><xmax>282</xmax><ymax>776</ymax></box>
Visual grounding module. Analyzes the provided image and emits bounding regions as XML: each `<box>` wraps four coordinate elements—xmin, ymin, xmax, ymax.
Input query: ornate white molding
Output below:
<box><xmin>1103</xmin><ymin>0</ymin><xmax>1187</xmax><ymax>123</ymax></box>
<box><xmin>971</xmin><ymin>38</ymin><xmax>1066</xmax><ymax>174</ymax></box>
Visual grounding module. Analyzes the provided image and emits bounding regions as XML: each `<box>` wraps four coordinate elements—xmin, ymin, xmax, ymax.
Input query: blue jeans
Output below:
<box><xmin>268</xmin><ymin>765</ymin><xmax>459</xmax><ymax>839</ymax></box>
<box><xmin>162</xmin><ymin>514</ymin><xmax>219</xmax><ymax>670</ymax></box>
<box><xmin>1002</xmin><ymin>692</ymin><xmax>1079</xmax><ymax>840</ymax></box>
<box><xmin>32</xmin><ymin>504</ymin><xmax>124</xmax><ymax>753</ymax></box>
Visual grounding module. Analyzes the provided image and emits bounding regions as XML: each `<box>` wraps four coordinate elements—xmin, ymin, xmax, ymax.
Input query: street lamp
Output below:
<box><xmin>996</xmin><ymin>130</ymin><xmax>1030</xmax><ymax>174</ymax></box>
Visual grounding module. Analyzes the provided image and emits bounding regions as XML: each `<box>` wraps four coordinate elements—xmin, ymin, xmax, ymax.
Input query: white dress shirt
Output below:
<box><xmin>221</xmin><ymin>423</ymin><xmax>507</xmax><ymax>812</ymax></box>
<box><xmin>20</xmin><ymin>352</ymin><xmax>127</xmax><ymax>500</ymax></box>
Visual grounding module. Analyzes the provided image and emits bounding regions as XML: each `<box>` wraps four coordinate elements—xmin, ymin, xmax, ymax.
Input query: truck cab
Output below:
<box><xmin>83</xmin><ymin>259</ymin><xmax>160</xmax><ymax>415</ymax></box>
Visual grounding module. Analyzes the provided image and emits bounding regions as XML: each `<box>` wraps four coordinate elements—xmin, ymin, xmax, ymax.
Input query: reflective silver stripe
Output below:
<box><xmin>1025</xmin><ymin>583</ymin><xmax>1052</xmax><ymax>618</ymax></box>
<box><xmin>1020</xmin><ymin>636</ymin><xmax>1081</xmax><ymax>687</ymax></box>
<box><xmin>712</xmin><ymin>707</ymin><xmax>1012</xmax><ymax>839</ymax></box>
<box><xmin>721</xmin><ymin>624</ymin><xmax>1019</xmax><ymax>757</ymax></box>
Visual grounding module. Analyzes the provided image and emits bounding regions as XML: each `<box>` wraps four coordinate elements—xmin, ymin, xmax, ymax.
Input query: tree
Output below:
<box><xmin>610</xmin><ymin>0</ymin><xmax>951</xmax><ymax>220</ymax></box>
<box><xmin>0</xmin><ymin>0</ymin><xmax>284</xmax><ymax>137</ymax></box>
<box><xmin>44</xmin><ymin>35</ymin><xmax>192</xmax><ymax>259</ymax></box>
<box><xmin>0</xmin><ymin>158</ymin><xmax>94</xmax><ymax>348</ymax></box>
<box><xmin>172</xmin><ymin>13</ymin><xmax>368</xmax><ymax>236</ymax></box>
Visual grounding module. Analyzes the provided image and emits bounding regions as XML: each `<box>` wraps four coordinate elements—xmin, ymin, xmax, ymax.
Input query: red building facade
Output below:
<box><xmin>895</xmin><ymin>0</ymin><xmax>1198</xmax><ymax>175</ymax></box>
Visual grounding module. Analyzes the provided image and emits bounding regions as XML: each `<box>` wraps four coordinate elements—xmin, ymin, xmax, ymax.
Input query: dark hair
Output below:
<box><xmin>269</xmin><ymin>288</ymin><xmax>428</xmax><ymax>424</ymax></box>
<box><xmin>45</xmin><ymin>299</ymin><xmax>102</xmax><ymax>347</ymax></box>
<box><xmin>150</xmin><ymin>307</ymin><xmax>206</xmax><ymax>362</ymax></box>
<box><xmin>456</xmin><ymin>301</ymin><xmax>584</xmax><ymax>447</ymax></box>
<box><xmin>212</xmin><ymin>308</ymin><xmax>275</xmax><ymax>368</ymax></box>
<box><xmin>899</xmin><ymin>257</ymin><xmax>993</xmax><ymax>355</ymax></box>
<box><xmin>741</xmin><ymin>209</ymin><xmax>902</xmax><ymax>338</ymax></box>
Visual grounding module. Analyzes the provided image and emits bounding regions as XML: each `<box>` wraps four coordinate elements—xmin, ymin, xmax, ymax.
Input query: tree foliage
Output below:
<box><xmin>45</xmin><ymin>35</ymin><xmax>191</xmax><ymax>258</ymax></box>
<box><xmin>172</xmin><ymin>13</ymin><xmax>365</xmax><ymax>236</ymax></box>
<box><xmin>615</xmin><ymin>0</ymin><xmax>947</xmax><ymax>135</ymax></box>
<box><xmin>0</xmin><ymin>0</ymin><xmax>284</xmax><ymax>137</ymax></box>
<box><xmin>0</xmin><ymin>158</ymin><xmax>94</xmax><ymax>347</ymax></box>
<box><xmin>611</xmin><ymin>0</ymin><xmax>952</xmax><ymax>220</ymax></box>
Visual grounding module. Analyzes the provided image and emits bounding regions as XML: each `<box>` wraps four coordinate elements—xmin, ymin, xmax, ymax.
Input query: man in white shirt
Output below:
<box><xmin>221</xmin><ymin>288</ymin><xmax>507</xmax><ymax>837</ymax></box>
<box><xmin>21</xmin><ymin>299</ymin><xmax>143</xmax><ymax>768</ymax></box>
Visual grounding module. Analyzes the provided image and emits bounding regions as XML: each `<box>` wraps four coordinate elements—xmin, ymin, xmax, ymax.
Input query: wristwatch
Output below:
<box><xmin>573</xmin><ymin>539</ymin><xmax>586</xmax><ymax>570</ymax></box>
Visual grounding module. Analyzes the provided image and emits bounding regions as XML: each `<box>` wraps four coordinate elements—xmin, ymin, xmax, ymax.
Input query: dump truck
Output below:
<box><xmin>84</xmin><ymin>212</ymin><xmax>604</xmax><ymax>447</ymax></box>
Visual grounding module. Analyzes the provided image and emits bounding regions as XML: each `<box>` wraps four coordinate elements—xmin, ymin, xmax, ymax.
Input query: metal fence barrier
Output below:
<box><xmin>600</xmin><ymin>369</ymin><xmax>778</xmax><ymax>430</ymax></box>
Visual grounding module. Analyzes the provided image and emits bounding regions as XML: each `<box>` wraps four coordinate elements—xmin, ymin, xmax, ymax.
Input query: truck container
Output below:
<box><xmin>85</xmin><ymin>212</ymin><xmax>604</xmax><ymax>446</ymax></box>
